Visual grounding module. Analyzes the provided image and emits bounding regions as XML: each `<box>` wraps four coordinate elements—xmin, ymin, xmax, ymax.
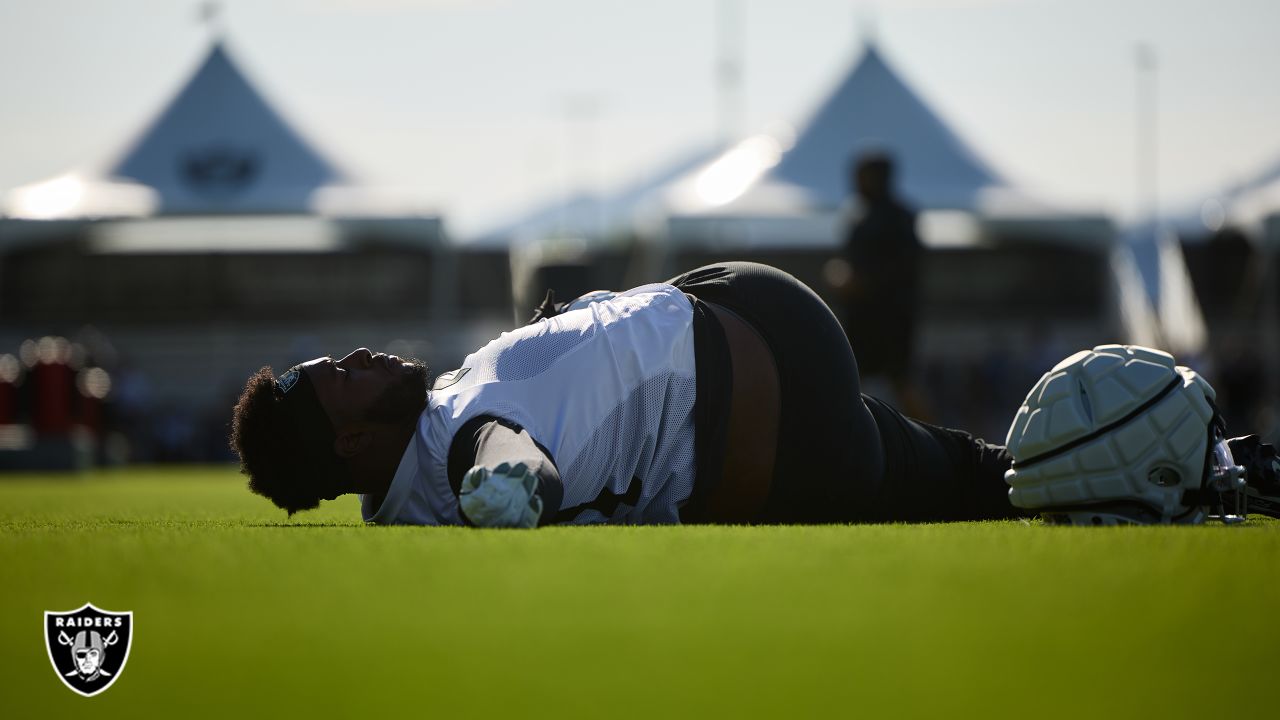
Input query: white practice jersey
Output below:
<box><xmin>362</xmin><ymin>283</ymin><xmax>699</xmax><ymax>525</ymax></box>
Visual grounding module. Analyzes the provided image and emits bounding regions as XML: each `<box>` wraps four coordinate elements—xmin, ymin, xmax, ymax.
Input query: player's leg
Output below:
<box><xmin>861</xmin><ymin>395</ymin><xmax>1028</xmax><ymax>521</ymax></box>
<box><xmin>668</xmin><ymin>261</ymin><xmax>883</xmax><ymax>522</ymax></box>
<box><xmin>669</xmin><ymin>261</ymin><xmax>1023</xmax><ymax>522</ymax></box>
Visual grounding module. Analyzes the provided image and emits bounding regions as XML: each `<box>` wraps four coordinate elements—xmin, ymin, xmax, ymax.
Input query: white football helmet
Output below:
<box><xmin>1004</xmin><ymin>344</ymin><xmax>1246</xmax><ymax>525</ymax></box>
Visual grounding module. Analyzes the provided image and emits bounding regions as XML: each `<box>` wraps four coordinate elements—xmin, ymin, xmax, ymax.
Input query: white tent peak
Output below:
<box><xmin>663</xmin><ymin>42</ymin><xmax>1015</xmax><ymax>218</ymax></box>
<box><xmin>658</xmin><ymin>41</ymin><xmax>1115</xmax><ymax>253</ymax></box>
<box><xmin>768</xmin><ymin>42</ymin><xmax>1004</xmax><ymax>211</ymax></box>
<box><xmin>110</xmin><ymin>40</ymin><xmax>341</xmax><ymax>214</ymax></box>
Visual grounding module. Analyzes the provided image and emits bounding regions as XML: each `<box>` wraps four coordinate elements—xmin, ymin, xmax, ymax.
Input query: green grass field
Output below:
<box><xmin>1</xmin><ymin>467</ymin><xmax>1276</xmax><ymax>718</ymax></box>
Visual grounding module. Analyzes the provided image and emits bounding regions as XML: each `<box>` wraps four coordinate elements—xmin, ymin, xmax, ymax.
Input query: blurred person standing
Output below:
<box><xmin>27</xmin><ymin>337</ymin><xmax>77</xmax><ymax>438</ymax></box>
<box><xmin>15</xmin><ymin>337</ymin><xmax>79</xmax><ymax>469</ymax></box>
<box><xmin>831</xmin><ymin>152</ymin><xmax>927</xmax><ymax>418</ymax></box>
<box><xmin>0</xmin><ymin>354</ymin><xmax>21</xmax><ymax>425</ymax></box>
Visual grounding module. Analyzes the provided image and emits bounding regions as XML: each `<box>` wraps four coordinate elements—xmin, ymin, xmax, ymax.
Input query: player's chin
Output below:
<box><xmin>397</xmin><ymin>362</ymin><xmax>430</xmax><ymax>404</ymax></box>
<box><xmin>400</xmin><ymin>358</ymin><xmax>428</xmax><ymax>381</ymax></box>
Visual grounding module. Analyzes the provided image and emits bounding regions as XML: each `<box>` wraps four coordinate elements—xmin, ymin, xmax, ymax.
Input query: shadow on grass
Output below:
<box><xmin>100</xmin><ymin>519</ymin><xmax>362</xmax><ymax>529</ymax></box>
<box><xmin>247</xmin><ymin>522</ymin><xmax>363</xmax><ymax>528</ymax></box>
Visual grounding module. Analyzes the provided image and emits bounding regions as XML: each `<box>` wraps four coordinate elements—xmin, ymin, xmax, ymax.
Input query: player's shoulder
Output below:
<box><xmin>602</xmin><ymin>283</ymin><xmax>691</xmax><ymax>317</ymax></box>
<box><xmin>616</xmin><ymin>282</ymin><xmax>683</xmax><ymax>300</ymax></box>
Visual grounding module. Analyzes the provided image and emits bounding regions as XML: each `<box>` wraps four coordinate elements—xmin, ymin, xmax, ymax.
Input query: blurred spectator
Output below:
<box><xmin>153</xmin><ymin>404</ymin><xmax>197</xmax><ymax>462</ymax></box>
<box><xmin>27</xmin><ymin>336</ymin><xmax>77</xmax><ymax>437</ymax></box>
<box><xmin>0</xmin><ymin>335</ymin><xmax>127</xmax><ymax>469</ymax></box>
<box><xmin>110</xmin><ymin>360</ymin><xmax>153</xmax><ymax>461</ymax></box>
<box><xmin>831</xmin><ymin>151</ymin><xmax>927</xmax><ymax>417</ymax></box>
<box><xmin>1215</xmin><ymin>342</ymin><xmax>1267</xmax><ymax>439</ymax></box>
<box><xmin>0</xmin><ymin>354</ymin><xmax>20</xmax><ymax>425</ymax></box>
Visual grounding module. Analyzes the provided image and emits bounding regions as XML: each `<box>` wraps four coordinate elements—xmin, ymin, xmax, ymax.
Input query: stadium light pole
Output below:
<box><xmin>199</xmin><ymin>0</ymin><xmax>225</xmax><ymax>39</ymax></box>
<box><xmin>1136</xmin><ymin>44</ymin><xmax>1209</xmax><ymax>359</ymax></box>
<box><xmin>1136</xmin><ymin>44</ymin><xmax>1157</xmax><ymax>228</ymax></box>
<box><xmin>558</xmin><ymin>93</ymin><xmax>604</xmax><ymax>239</ymax></box>
<box><xmin>715</xmin><ymin>0</ymin><xmax>745</xmax><ymax>146</ymax></box>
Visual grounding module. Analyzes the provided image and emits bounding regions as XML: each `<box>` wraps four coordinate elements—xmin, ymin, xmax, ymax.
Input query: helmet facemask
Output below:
<box><xmin>1193</xmin><ymin>410</ymin><xmax>1247</xmax><ymax>523</ymax></box>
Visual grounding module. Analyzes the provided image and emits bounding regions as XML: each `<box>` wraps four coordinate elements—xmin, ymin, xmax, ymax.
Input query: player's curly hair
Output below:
<box><xmin>229</xmin><ymin>367</ymin><xmax>346</xmax><ymax>515</ymax></box>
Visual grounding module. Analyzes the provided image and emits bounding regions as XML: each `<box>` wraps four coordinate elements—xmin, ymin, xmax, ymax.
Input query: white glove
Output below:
<box><xmin>458</xmin><ymin>462</ymin><xmax>544</xmax><ymax>528</ymax></box>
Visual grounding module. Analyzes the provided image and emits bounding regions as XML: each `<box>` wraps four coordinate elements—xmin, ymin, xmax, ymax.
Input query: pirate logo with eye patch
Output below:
<box><xmin>44</xmin><ymin>603</ymin><xmax>133</xmax><ymax>697</ymax></box>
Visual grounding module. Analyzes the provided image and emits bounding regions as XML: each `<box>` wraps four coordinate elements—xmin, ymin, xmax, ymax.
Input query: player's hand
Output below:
<box><xmin>458</xmin><ymin>462</ymin><xmax>544</xmax><ymax>528</ymax></box>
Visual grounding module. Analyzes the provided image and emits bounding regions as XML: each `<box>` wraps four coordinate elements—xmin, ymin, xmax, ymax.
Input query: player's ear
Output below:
<box><xmin>333</xmin><ymin>428</ymin><xmax>372</xmax><ymax>458</ymax></box>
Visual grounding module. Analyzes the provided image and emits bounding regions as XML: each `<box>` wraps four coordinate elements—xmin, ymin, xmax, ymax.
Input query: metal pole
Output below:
<box><xmin>199</xmin><ymin>1</ymin><xmax>225</xmax><ymax>38</ymax></box>
<box><xmin>1263</xmin><ymin>219</ymin><xmax>1280</xmax><ymax>441</ymax></box>
<box><xmin>1136</xmin><ymin>44</ymin><xmax>1157</xmax><ymax>227</ymax></box>
<box><xmin>715</xmin><ymin>0</ymin><xmax>744</xmax><ymax>145</ymax></box>
<box><xmin>1135</xmin><ymin>43</ymin><xmax>1168</xmax><ymax>352</ymax></box>
<box><xmin>560</xmin><ymin>94</ymin><xmax>602</xmax><ymax>238</ymax></box>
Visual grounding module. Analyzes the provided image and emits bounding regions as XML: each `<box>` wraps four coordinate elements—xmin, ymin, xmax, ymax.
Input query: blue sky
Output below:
<box><xmin>1</xmin><ymin>0</ymin><xmax>1278</xmax><ymax>235</ymax></box>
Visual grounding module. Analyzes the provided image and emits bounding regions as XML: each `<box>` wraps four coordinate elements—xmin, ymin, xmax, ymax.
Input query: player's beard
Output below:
<box><xmin>363</xmin><ymin>359</ymin><xmax>429</xmax><ymax>425</ymax></box>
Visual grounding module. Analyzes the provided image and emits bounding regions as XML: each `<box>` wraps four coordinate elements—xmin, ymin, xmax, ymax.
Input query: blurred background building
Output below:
<box><xmin>1</xmin><ymin>0</ymin><xmax>1278</xmax><ymax>466</ymax></box>
<box><xmin>0</xmin><ymin>36</ymin><xmax>510</xmax><ymax>465</ymax></box>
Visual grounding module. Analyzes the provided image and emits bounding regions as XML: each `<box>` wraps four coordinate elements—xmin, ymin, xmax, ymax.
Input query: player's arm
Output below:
<box><xmin>447</xmin><ymin>415</ymin><xmax>564</xmax><ymax>528</ymax></box>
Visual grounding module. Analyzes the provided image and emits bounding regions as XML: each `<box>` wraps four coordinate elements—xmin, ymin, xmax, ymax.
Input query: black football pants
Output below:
<box><xmin>667</xmin><ymin>261</ymin><xmax>1026</xmax><ymax>523</ymax></box>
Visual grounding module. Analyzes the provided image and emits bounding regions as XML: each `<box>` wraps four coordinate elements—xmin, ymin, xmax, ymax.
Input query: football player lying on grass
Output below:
<box><xmin>230</xmin><ymin>262</ymin><xmax>1279</xmax><ymax>527</ymax></box>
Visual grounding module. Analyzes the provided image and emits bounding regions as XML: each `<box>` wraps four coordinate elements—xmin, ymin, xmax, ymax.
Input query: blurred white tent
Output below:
<box><xmin>655</xmin><ymin>43</ymin><xmax>1107</xmax><ymax>248</ymax></box>
<box><xmin>665</xmin><ymin>44</ymin><xmax>1005</xmax><ymax>219</ymax></box>
<box><xmin>1154</xmin><ymin>226</ymin><xmax>1208</xmax><ymax>356</ymax></box>
<box><xmin>0</xmin><ymin>38</ymin><xmax>466</xmax><ymax>418</ymax></box>
<box><xmin>2</xmin><ymin>173</ymin><xmax>157</xmax><ymax>222</ymax></box>
<box><xmin>2</xmin><ymin>41</ymin><xmax>438</xmax><ymax>226</ymax></box>
<box><xmin>1</xmin><ymin>40</ymin><xmax>445</xmax><ymax>258</ymax></box>
<box><xmin>1122</xmin><ymin>156</ymin><xmax>1280</xmax><ymax>361</ymax></box>
<box><xmin>1140</xmin><ymin>154</ymin><xmax>1280</xmax><ymax>390</ymax></box>
<box><xmin>1199</xmin><ymin>157</ymin><xmax>1280</xmax><ymax>238</ymax></box>
<box><xmin>111</xmin><ymin>42</ymin><xmax>341</xmax><ymax>215</ymax></box>
<box><xmin>471</xmin><ymin>143</ymin><xmax>724</xmax><ymax>247</ymax></box>
<box><xmin>4</xmin><ymin>41</ymin><xmax>341</xmax><ymax>220</ymax></box>
<box><xmin>644</xmin><ymin>41</ymin><xmax>1156</xmax><ymax>352</ymax></box>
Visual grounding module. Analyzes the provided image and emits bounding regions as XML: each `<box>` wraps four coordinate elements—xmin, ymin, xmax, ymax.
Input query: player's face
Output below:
<box><xmin>300</xmin><ymin>348</ymin><xmax>426</xmax><ymax>428</ymax></box>
<box><xmin>76</xmin><ymin>648</ymin><xmax>100</xmax><ymax>674</ymax></box>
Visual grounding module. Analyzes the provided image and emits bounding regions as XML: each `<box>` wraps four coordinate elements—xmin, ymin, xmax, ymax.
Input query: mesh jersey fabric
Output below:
<box><xmin>390</xmin><ymin>283</ymin><xmax>698</xmax><ymax>525</ymax></box>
